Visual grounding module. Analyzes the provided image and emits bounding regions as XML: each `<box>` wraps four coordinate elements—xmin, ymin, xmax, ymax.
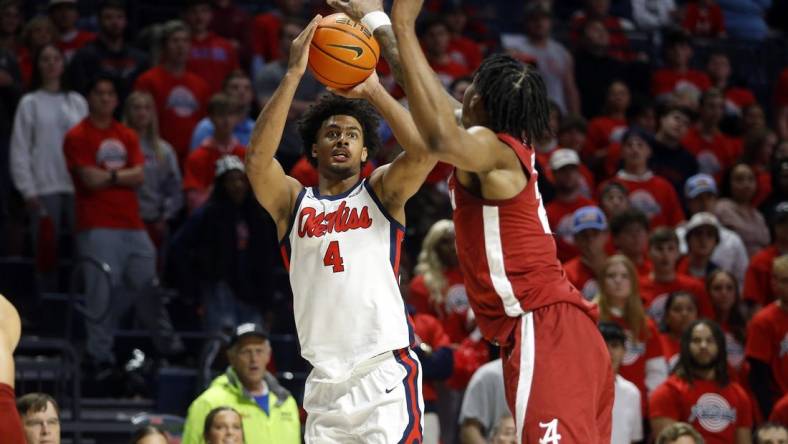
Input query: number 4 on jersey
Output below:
<box><xmin>323</xmin><ymin>240</ymin><xmax>345</xmax><ymax>273</ymax></box>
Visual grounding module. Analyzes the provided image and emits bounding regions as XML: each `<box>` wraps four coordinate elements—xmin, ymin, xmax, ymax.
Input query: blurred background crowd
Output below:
<box><xmin>0</xmin><ymin>0</ymin><xmax>787</xmax><ymax>443</ymax></box>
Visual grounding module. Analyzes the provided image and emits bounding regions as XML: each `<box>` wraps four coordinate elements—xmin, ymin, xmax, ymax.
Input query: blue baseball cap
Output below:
<box><xmin>572</xmin><ymin>206</ymin><xmax>608</xmax><ymax>235</ymax></box>
<box><xmin>684</xmin><ymin>173</ymin><xmax>717</xmax><ymax>199</ymax></box>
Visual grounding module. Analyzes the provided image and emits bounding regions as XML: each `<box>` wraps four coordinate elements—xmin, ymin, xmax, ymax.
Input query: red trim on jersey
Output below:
<box><xmin>396</xmin><ymin>348</ymin><xmax>423</xmax><ymax>443</ymax></box>
<box><xmin>280</xmin><ymin>244</ymin><xmax>290</xmax><ymax>271</ymax></box>
<box><xmin>393</xmin><ymin>229</ymin><xmax>404</xmax><ymax>277</ymax></box>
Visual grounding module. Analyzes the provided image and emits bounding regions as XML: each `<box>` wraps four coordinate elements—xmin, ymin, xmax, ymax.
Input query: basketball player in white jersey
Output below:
<box><xmin>245</xmin><ymin>15</ymin><xmax>437</xmax><ymax>443</ymax></box>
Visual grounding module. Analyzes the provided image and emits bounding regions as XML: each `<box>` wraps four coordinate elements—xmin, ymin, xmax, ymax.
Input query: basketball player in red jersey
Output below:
<box><xmin>0</xmin><ymin>294</ymin><xmax>25</xmax><ymax>443</ymax></box>
<box><xmin>327</xmin><ymin>0</ymin><xmax>615</xmax><ymax>441</ymax></box>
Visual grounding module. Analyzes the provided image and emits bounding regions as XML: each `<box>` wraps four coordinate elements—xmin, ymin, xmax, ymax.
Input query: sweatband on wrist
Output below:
<box><xmin>361</xmin><ymin>11</ymin><xmax>391</xmax><ymax>33</ymax></box>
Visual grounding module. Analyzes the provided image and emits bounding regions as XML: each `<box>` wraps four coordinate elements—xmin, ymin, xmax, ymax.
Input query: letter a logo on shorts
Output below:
<box><xmin>538</xmin><ymin>419</ymin><xmax>561</xmax><ymax>444</ymax></box>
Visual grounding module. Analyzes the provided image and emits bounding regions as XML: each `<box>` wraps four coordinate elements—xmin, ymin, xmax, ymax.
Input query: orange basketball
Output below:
<box><xmin>309</xmin><ymin>13</ymin><xmax>380</xmax><ymax>90</ymax></box>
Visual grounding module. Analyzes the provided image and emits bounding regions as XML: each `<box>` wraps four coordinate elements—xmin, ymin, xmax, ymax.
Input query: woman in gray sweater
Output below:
<box><xmin>10</xmin><ymin>43</ymin><xmax>87</xmax><ymax>280</ymax></box>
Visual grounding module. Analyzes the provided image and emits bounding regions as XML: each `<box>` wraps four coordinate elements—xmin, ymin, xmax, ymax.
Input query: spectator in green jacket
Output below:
<box><xmin>182</xmin><ymin>323</ymin><xmax>300</xmax><ymax>444</ymax></box>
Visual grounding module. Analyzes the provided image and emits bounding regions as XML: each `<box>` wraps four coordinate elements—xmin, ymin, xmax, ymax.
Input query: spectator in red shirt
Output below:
<box><xmin>184</xmin><ymin>0</ymin><xmax>240</xmax><ymax>95</ymax></box>
<box><xmin>48</xmin><ymin>0</ymin><xmax>94</xmax><ymax>62</ymax></box>
<box><xmin>545</xmin><ymin>149</ymin><xmax>595</xmax><ymax>261</ymax></box>
<box><xmin>409</xmin><ymin>219</ymin><xmax>470</xmax><ymax>345</ymax></box>
<box><xmin>583</xmin><ymin>80</ymin><xmax>630</xmax><ymax>174</ymax></box>
<box><xmin>746</xmin><ymin>254</ymin><xmax>788</xmax><ymax>418</ymax></box>
<box><xmin>682</xmin><ymin>0</ymin><xmax>726</xmax><ymax>38</ymax></box>
<box><xmin>569</xmin><ymin>0</ymin><xmax>635</xmax><ymax>61</ymax></box>
<box><xmin>442</xmin><ymin>4</ymin><xmax>482</xmax><ymax>72</ymax></box>
<box><xmin>743</xmin><ymin>204</ymin><xmax>788</xmax><ymax>310</ymax></box>
<box><xmin>649</xmin><ymin>319</ymin><xmax>753</xmax><ymax>443</ymax></box>
<box><xmin>0</xmin><ymin>294</ymin><xmax>24</xmax><ymax>444</ymax></box>
<box><xmin>612</xmin><ymin>127</ymin><xmax>686</xmax><ymax>228</ymax></box>
<box><xmin>682</xmin><ymin>88</ymin><xmax>740</xmax><ymax>178</ymax></box>
<box><xmin>209</xmin><ymin>0</ymin><xmax>252</xmax><ymax>66</ymax></box>
<box><xmin>650</xmin><ymin>29</ymin><xmax>711</xmax><ymax>103</ymax></box>
<box><xmin>740</xmin><ymin>128</ymin><xmax>776</xmax><ymax>207</ymax></box>
<box><xmin>610</xmin><ymin>208</ymin><xmax>651</xmax><ymax>276</ymax></box>
<box><xmin>250</xmin><ymin>0</ymin><xmax>306</xmax><ymax>77</ymax></box>
<box><xmin>134</xmin><ymin>20</ymin><xmax>210</xmax><ymax>166</ymax></box>
<box><xmin>706</xmin><ymin>269</ymin><xmax>748</xmax><ymax>377</ymax></box>
<box><xmin>641</xmin><ymin>227</ymin><xmax>713</xmax><ymax>323</ymax></box>
<box><xmin>705</xmin><ymin>51</ymin><xmax>756</xmax><ymax>118</ymax></box>
<box><xmin>183</xmin><ymin>92</ymin><xmax>246</xmax><ymax>212</ymax></box>
<box><xmin>659</xmin><ymin>291</ymin><xmax>699</xmax><ymax>369</ymax></box>
<box><xmin>677</xmin><ymin>212</ymin><xmax>721</xmax><ymax>281</ymax></box>
<box><xmin>595</xmin><ymin>254</ymin><xmax>669</xmax><ymax>413</ymax></box>
<box><xmin>564</xmin><ymin>205</ymin><xmax>609</xmax><ymax>300</ymax></box>
<box><xmin>418</xmin><ymin>15</ymin><xmax>469</xmax><ymax>89</ymax></box>
<box><xmin>64</xmin><ymin>75</ymin><xmax>184</xmax><ymax>371</ymax></box>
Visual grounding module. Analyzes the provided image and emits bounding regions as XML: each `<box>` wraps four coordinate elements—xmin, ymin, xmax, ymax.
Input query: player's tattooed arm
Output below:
<box><xmin>246</xmin><ymin>15</ymin><xmax>321</xmax><ymax>238</ymax></box>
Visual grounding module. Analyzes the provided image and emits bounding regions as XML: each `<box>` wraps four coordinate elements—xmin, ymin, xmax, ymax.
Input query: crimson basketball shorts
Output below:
<box><xmin>500</xmin><ymin>302</ymin><xmax>614</xmax><ymax>443</ymax></box>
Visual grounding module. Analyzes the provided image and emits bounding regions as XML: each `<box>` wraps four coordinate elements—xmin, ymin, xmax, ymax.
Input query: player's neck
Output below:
<box><xmin>317</xmin><ymin>172</ymin><xmax>361</xmax><ymax>196</ymax></box>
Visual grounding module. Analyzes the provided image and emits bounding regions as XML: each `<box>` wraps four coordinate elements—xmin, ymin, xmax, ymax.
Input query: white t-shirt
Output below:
<box><xmin>458</xmin><ymin>358</ymin><xmax>509</xmax><ymax>438</ymax></box>
<box><xmin>612</xmin><ymin>375</ymin><xmax>643</xmax><ymax>444</ymax></box>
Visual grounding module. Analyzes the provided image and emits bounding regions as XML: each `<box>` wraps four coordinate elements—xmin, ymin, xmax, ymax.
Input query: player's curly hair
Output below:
<box><xmin>473</xmin><ymin>54</ymin><xmax>551</xmax><ymax>144</ymax></box>
<box><xmin>298</xmin><ymin>93</ymin><xmax>382</xmax><ymax>167</ymax></box>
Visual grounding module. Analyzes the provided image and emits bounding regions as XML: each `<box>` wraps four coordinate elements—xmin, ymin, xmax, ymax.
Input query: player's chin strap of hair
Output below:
<box><xmin>361</xmin><ymin>11</ymin><xmax>391</xmax><ymax>33</ymax></box>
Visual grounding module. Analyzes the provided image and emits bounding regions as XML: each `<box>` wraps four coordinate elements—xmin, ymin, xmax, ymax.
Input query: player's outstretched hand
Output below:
<box><xmin>327</xmin><ymin>71</ymin><xmax>381</xmax><ymax>100</ymax></box>
<box><xmin>392</xmin><ymin>0</ymin><xmax>424</xmax><ymax>26</ymax></box>
<box><xmin>326</xmin><ymin>0</ymin><xmax>383</xmax><ymax>22</ymax></box>
<box><xmin>287</xmin><ymin>14</ymin><xmax>322</xmax><ymax>75</ymax></box>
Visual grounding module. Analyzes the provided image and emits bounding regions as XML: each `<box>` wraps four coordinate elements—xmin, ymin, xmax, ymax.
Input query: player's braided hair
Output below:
<box><xmin>473</xmin><ymin>54</ymin><xmax>551</xmax><ymax>144</ymax></box>
<box><xmin>298</xmin><ymin>93</ymin><xmax>382</xmax><ymax>167</ymax></box>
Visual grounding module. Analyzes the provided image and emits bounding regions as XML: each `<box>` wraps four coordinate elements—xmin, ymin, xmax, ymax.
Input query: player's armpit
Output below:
<box><xmin>425</xmin><ymin>125</ymin><xmax>515</xmax><ymax>174</ymax></box>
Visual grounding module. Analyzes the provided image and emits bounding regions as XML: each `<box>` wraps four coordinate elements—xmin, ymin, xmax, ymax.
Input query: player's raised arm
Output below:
<box><xmin>389</xmin><ymin>0</ymin><xmax>512</xmax><ymax>173</ymax></box>
<box><xmin>246</xmin><ymin>15</ymin><xmax>321</xmax><ymax>238</ymax></box>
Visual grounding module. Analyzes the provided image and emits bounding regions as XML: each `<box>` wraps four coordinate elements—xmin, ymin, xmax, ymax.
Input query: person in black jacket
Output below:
<box><xmin>170</xmin><ymin>155</ymin><xmax>283</xmax><ymax>334</ymax></box>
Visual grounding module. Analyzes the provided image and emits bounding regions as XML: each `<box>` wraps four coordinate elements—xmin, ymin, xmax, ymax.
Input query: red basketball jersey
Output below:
<box><xmin>448</xmin><ymin>133</ymin><xmax>596</xmax><ymax>346</ymax></box>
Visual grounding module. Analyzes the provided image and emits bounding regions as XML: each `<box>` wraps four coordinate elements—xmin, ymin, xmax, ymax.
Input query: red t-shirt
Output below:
<box><xmin>639</xmin><ymin>273</ymin><xmax>714</xmax><ymax>323</ymax></box>
<box><xmin>288</xmin><ymin>155</ymin><xmax>375</xmax><ymax>187</ymax></box>
<box><xmin>448</xmin><ymin>36</ymin><xmax>482</xmax><ymax>71</ymax></box>
<box><xmin>774</xmin><ymin>68</ymin><xmax>788</xmax><ymax>109</ymax></box>
<box><xmin>681</xmin><ymin>126</ymin><xmax>739</xmax><ymax>178</ymax></box>
<box><xmin>134</xmin><ymin>66</ymin><xmax>210</xmax><ymax>164</ymax></box>
<box><xmin>753</xmin><ymin>166</ymin><xmax>772</xmax><ymax>208</ymax></box>
<box><xmin>58</xmin><ymin>30</ymin><xmax>96</xmax><ymax>61</ymax></box>
<box><xmin>650</xmin><ymin>375</ymin><xmax>752</xmax><ymax>444</ymax></box>
<box><xmin>187</xmin><ymin>32</ymin><xmax>240</xmax><ymax>94</ymax></box>
<box><xmin>16</xmin><ymin>46</ymin><xmax>32</xmax><ymax>88</ymax></box>
<box><xmin>659</xmin><ymin>332</ymin><xmax>680</xmax><ymax>369</ymax></box>
<box><xmin>408</xmin><ymin>268</ymin><xmax>470</xmax><ymax>344</ymax></box>
<box><xmin>651</xmin><ymin>68</ymin><xmax>712</xmax><ymax>99</ymax></box>
<box><xmin>0</xmin><ymin>383</ymin><xmax>25</xmax><ymax>444</ymax></box>
<box><xmin>412</xmin><ymin>312</ymin><xmax>452</xmax><ymax>402</ymax></box>
<box><xmin>725</xmin><ymin>87</ymin><xmax>756</xmax><ymax>116</ymax></box>
<box><xmin>583</xmin><ymin>116</ymin><xmax>628</xmax><ymax>160</ymax></box>
<box><xmin>251</xmin><ymin>12</ymin><xmax>283</xmax><ymax>63</ymax></box>
<box><xmin>610</xmin><ymin>173</ymin><xmax>686</xmax><ymax>228</ymax></box>
<box><xmin>63</xmin><ymin>118</ymin><xmax>145</xmax><ymax>231</ymax></box>
<box><xmin>682</xmin><ymin>3</ymin><xmax>725</xmax><ymax>38</ymax></box>
<box><xmin>743</xmin><ymin>245</ymin><xmax>780</xmax><ymax>306</ymax></box>
<box><xmin>563</xmin><ymin>256</ymin><xmax>599</xmax><ymax>301</ymax></box>
<box><xmin>770</xmin><ymin>393</ymin><xmax>788</xmax><ymax>424</ymax></box>
<box><xmin>182</xmin><ymin>138</ymin><xmax>247</xmax><ymax>192</ymax></box>
<box><xmin>611</xmin><ymin>315</ymin><xmax>664</xmax><ymax>412</ymax></box>
<box><xmin>745</xmin><ymin>302</ymin><xmax>788</xmax><ymax>396</ymax></box>
<box><xmin>546</xmin><ymin>195</ymin><xmax>595</xmax><ymax>262</ymax></box>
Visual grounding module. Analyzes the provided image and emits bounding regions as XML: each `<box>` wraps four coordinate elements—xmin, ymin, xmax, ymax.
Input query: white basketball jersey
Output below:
<box><xmin>282</xmin><ymin>179</ymin><xmax>413</xmax><ymax>382</ymax></box>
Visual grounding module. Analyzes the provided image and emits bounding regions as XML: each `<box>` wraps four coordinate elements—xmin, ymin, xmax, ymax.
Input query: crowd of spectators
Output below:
<box><xmin>0</xmin><ymin>0</ymin><xmax>787</xmax><ymax>442</ymax></box>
